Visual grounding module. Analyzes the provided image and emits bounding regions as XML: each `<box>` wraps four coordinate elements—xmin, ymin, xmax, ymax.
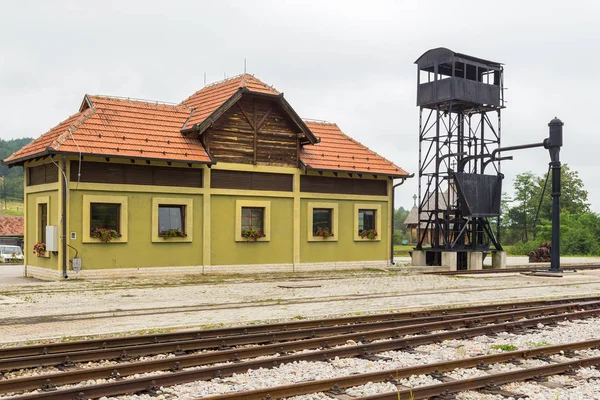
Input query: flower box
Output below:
<box><xmin>91</xmin><ymin>228</ymin><xmax>122</xmax><ymax>243</ymax></box>
<box><xmin>33</xmin><ymin>242</ymin><xmax>46</xmax><ymax>257</ymax></box>
<box><xmin>314</xmin><ymin>227</ymin><xmax>334</xmax><ymax>238</ymax></box>
<box><xmin>359</xmin><ymin>229</ymin><xmax>378</xmax><ymax>240</ymax></box>
<box><xmin>160</xmin><ymin>229</ymin><xmax>187</xmax><ymax>239</ymax></box>
<box><xmin>242</xmin><ymin>229</ymin><xmax>266</xmax><ymax>241</ymax></box>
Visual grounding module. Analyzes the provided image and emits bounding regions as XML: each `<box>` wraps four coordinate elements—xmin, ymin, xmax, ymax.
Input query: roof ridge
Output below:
<box><xmin>178</xmin><ymin>74</ymin><xmax>247</xmax><ymax>105</ymax></box>
<box><xmin>89</xmin><ymin>95</ymin><xmax>186</xmax><ymax>109</ymax></box>
<box><xmin>51</xmin><ymin>107</ymin><xmax>97</xmax><ymax>150</ymax></box>
<box><xmin>179</xmin><ymin>73</ymin><xmax>278</xmax><ymax>106</ymax></box>
<box><xmin>303</xmin><ymin>119</ymin><xmax>336</xmax><ymax>125</ymax></box>
<box><xmin>7</xmin><ymin>111</ymin><xmax>87</xmax><ymax>160</ymax></box>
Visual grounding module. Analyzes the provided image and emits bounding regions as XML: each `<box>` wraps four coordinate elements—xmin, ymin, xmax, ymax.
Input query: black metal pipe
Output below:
<box><xmin>546</xmin><ymin>117</ymin><xmax>563</xmax><ymax>273</ymax></box>
<box><xmin>61</xmin><ymin>155</ymin><xmax>68</xmax><ymax>279</ymax></box>
<box><xmin>490</xmin><ymin>142</ymin><xmax>545</xmax><ymax>162</ymax></box>
<box><xmin>390</xmin><ymin>174</ymin><xmax>414</xmax><ymax>265</ymax></box>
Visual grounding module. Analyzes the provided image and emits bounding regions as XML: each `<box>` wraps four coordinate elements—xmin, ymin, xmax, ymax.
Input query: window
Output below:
<box><xmin>151</xmin><ymin>197</ymin><xmax>193</xmax><ymax>243</ymax></box>
<box><xmin>35</xmin><ymin>196</ymin><xmax>51</xmax><ymax>256</ymax></box>
<box><xmin>241</xmin><ymin>207</ymin><xmax>264</xmax><ymax>233</ymax></box>
<box><xmin>83</xmin><ymin>195</ymin><xmax>128</xmax><ymax>243</ymax></box>
<box><xmin>358</xmin><ymin>209</ymin><xmax>376</xmax><ymax>234</ymax></box>
<box><xmin>39</xmin><ymin>203</ymin><xmax>48</xmax><ymax>243</ymax></box>
<box><xmin>90</xmin><ymin>203</ymin><xmax>121</xmax><ymax>233</ymax></box>
<box><xmin>235</xmin><ymin>200</ymin><xmax>271</xmax><ymax>242</ymax></box>
<box><xmin>312</xmin><ymin>208</ymin><xmax>332</xmax><ymax>235</ymax></box>
<box><xmin>158</xmin><ymin>205</ymin><xmax>185</xmax><ymax>235</ymax></box>
<box><xmin>353</xmin><ymin>203</ymin><xmax>382</xmax><ymax>241</ymax></box>
<box><xmin>307</xmin><ymin>202</ymin><xmax>338</xmax><ymax>242</ymax></box>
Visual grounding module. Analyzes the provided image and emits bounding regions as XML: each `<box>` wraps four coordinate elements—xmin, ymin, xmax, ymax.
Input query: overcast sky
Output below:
<box><xmin>1</xmin><ymin>0</ymin><xmax>599</xmax><ymax>211</ymax></box>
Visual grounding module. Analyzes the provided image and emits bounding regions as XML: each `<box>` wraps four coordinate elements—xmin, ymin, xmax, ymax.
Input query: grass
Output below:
<box><xmin>527</xmin><ymin>340</ymin><xmax>551</xmax><ymax>348</ymax></box>
<box><xmin>0</xmin><ymin>200</ymin><xmax>24</xmax><ymax>216</ymax></box>
<box><xmin>491</xmin><ymin>344</ymin><xmax>518</xmax><ymax>352</ymax></box>
<box><xmin>393</xmin><ymin>245</ymin><xmax>413</xmax><ymax>257</ymax></box>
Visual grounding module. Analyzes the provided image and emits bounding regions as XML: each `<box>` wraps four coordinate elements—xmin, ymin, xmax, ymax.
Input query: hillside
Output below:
<box><xmin>0</xmin><ymin>138</ymin><xmax>32</xmax><ymax>202</ymax></box>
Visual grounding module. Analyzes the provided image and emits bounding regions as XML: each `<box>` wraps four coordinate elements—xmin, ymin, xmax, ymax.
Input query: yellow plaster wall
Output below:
<box><xmin>26</xmin><ymin>190</ymin><xmax>59</xmax><ymax>270</ymax></box>
<box><xmin>68</xmin><ymin>190</ymin><xmax>203</xmax><ymax>269</ymax></box>
<box><xmin>299</xmin><ymin>198</ymin><xmax>388</xmax><ymax>263</ymax></box>
<box><xmin>210</xmin><ymin>195</ymin><xmax>294</xmax><ymax>265</ymax></box>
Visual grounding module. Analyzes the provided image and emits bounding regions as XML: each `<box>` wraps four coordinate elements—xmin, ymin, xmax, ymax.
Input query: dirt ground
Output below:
<box><xmin>2</xmin><ymin>257</ymin><xmax>600</xmax><ymax>345</ymax></box>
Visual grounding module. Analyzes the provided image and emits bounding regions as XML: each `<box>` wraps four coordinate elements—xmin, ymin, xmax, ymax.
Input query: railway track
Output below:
<box><xmin>424</xmin><ymin>263</ymin><xmax>600</xmax><ymax>275</ymax></box>
<box><xmin>3</xmin><ymin>295</ymin><xmax>594</xmax><ymax>360</ymax></box>
<box><xmin>2</xmin><ymin>296</ymin><xmax>600</xmax><ymax>399</ymax></box>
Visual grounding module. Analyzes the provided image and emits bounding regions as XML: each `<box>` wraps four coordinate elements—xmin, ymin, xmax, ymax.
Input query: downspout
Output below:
<box><xmin>390</xmin><ymin>173</ymin><xmax>415</xmax><ymax>265</ymax></box>
<box><xmin>61</xmin><ymin>155</ymin><xmax>68</xmax><ymax>279</ymax></box>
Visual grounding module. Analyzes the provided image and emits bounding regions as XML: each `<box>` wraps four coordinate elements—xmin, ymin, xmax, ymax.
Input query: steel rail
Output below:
<box><xmin>425</xmin><ymin>264</ymin><xmax>600</xmax><ymax>275</ymax></box>
<box><xmin>4</xmin><ymin>305</ymin><xmax>600</xmax><ymax>397</ymax></box>
<box><xmin>199</xmin><ymin>338</ymin><xmax>600</xmax><ymax>400</ymax></box>
<box><xmin>3</xmin><ymin>295</ymin><xmax>592</xmax><ymax>360</ymax></box>
<box><xmin>362</xmin><ymin>356</ymin><xmax>600</xmax><ymax>399</ymax></box>
<box><xmin>2</xmin><ymin>300</ymin><xmax>597</xmax><ymax>372</ymax></box>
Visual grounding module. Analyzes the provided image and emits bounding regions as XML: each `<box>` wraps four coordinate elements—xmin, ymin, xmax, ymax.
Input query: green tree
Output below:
<box><xmin>503</xmin><ymin>165</ymin><xmax>597</xmax><ymax>254</ymax></box>
<box><xmin>0</xmin><ymin>138</ymin><xmax>33</xmax><ymax>203</ymax></box>
<box><xmin>393</xmin><ymin>207</ymin><xmax>410</xmax><ymax>245</ymax></box>
<box><xmin>503</xmin><ymin>172</ymin><xmax>537</xmax><ymax>243</ymax></box>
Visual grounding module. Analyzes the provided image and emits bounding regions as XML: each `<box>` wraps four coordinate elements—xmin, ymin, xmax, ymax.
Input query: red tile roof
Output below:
<box><xmin>4</xmin><ymin>96</ymin><xmax>212</xmax><ymax>165</ymax></box>
<box><xmin>301</xmin><ymin>122</ymin><xmax>408</xmax><ymax>177</ymax></box>
<box><xmin>181</xmin><ymin>74</ymin><xmax>279</xmax><ymax>129</ymax></box>
<box><xmin>0</xmin><ymin>216</ymin><xmax>24</xmax><ymax>236</ymax></box>
<box><xmin>4</xmin><ymin>75</ymin><xmax>409</xmax><ymax>177</ymax></box>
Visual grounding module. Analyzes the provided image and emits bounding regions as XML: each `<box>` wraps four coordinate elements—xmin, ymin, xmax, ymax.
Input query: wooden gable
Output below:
<box><xmin>203</xmin><ymin>94</ymin><xmax>302</xmax><ymax>166</ymax></box>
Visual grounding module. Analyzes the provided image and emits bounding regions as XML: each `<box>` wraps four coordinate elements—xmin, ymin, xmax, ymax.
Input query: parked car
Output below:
<box><xmin>0</xmin><ymin>245</ymin><xmax>24</xmax><ymax>263</ymax></box>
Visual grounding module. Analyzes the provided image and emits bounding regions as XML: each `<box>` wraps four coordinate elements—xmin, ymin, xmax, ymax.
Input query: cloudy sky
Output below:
<box><xmin>1</xmin><ymin>0</ymin><xmax>599</xmax><ymax>210</ymax></box>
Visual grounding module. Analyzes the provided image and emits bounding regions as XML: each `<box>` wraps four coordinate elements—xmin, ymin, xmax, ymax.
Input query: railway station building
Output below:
<box><xmin>3</xmin><ymin>74</ymin><xmax>409</xmax><ymax>280</ymax></box>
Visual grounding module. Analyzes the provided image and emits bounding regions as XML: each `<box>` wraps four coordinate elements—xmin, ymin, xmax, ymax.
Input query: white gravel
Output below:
<box><xmin>4</xmin><ymin>316</ymin><xmax>598</xmax><ymax>399</ymax></box>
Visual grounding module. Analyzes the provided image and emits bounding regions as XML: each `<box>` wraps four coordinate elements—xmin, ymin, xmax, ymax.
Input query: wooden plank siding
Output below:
<box><xmin>27</xmin><ymin>163</ymin><xmax>59</xmax><ymax>186</ymax></box>
<box><xmin>205</xmin><ymin>95</ymin><xmax>300</xmax><ymax>167</ymax></box>
<box><xmin>70</xmin><ymin>161</ymin><xmax>203</xmax><ymax>188</ymax></box>
<box><xmin>300</xmin><ymin>175</ymin><xmax>387</xmax><ymax>196</ymax></box>
<box><xmin>211</xmin><ymin>169</ymin><xmax>293</xmax><ymax>192</ymax></box>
